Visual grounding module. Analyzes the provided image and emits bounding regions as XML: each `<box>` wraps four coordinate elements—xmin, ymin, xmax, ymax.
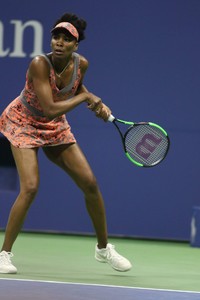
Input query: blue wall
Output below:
<box><xmin>1</xmin><ymin>0</ymin><xmax>200</xmax><ymax>241</ymax></box>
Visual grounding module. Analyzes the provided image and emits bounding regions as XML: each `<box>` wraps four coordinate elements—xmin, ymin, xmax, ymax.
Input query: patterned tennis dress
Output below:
<box><xmin>0</xmin><ymin>52</ymin><xmax>81</xmax><ymax>148</ymax></box>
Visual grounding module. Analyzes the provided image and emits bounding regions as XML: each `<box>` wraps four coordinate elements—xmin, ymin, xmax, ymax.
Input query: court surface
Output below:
<box><xmin>0</xmin><ymin>232</ymin><xmax>200</xmax><ymax>299</ymax></box>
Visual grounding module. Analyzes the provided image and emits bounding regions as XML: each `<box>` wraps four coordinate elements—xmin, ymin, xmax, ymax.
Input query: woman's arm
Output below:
<box><xmin>29</xmin><ymin>56</ymin><xmax>110</xmax><ymax>121</ymax></box>
<box><xmin>28</xmin><ymin>56</ymin><xmax>100</xmax><ymax>119</ymax></box>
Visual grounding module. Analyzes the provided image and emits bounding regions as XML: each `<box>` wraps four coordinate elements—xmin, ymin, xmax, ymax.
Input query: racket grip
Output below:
<box><xmin>108</xmin><ymin>114</ymin><xmax>115</xmax><ymax>122</ymax></box>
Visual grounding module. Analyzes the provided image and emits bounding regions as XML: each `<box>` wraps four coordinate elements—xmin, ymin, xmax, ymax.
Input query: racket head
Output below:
<box><xmin>123</xmin><ymin>122</ymin><xmax>170</xmax><ymax>167</ymax></box>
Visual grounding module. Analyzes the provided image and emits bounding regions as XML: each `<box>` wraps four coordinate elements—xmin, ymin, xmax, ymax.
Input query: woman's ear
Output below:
<box><xmin>74</xmin><ymin>42</ymin><xmax>78</xmax><ymax>51</ymax></box>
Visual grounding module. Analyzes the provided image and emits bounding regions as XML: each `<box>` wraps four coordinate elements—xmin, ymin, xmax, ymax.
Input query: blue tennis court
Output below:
<box><xmin>1</xmin><ymin>278</ymin><xmax>200</xmax><ymax>300</ymax></box>
<box><xmin>1</xmin><ymin>233</ymin><xmax>200</xmax><ymax>300</ymax></box>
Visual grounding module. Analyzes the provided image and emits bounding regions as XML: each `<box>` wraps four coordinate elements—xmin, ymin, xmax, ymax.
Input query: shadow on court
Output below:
<box><xmin>0</xmin><ymin>279</ymin><xmax>200</xmax><ymax>300</ymax></box>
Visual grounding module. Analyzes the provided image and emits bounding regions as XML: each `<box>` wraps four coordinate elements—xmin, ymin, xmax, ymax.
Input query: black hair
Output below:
<box><xmin>52</xmin><ymin>13</ymin><xmax>87</xmax><ymax>42</ymax></box>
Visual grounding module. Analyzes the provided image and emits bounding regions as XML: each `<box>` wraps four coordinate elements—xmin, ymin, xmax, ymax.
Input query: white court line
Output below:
<box><xmin>0</xmin><ymin>277</ymin><xmax>200</xmax><ymax>295</ymax></box>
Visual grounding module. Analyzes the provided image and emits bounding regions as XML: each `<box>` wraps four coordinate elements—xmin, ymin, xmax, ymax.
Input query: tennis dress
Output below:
<box><xmin>0</xmin><ymin>52</ymin><xmax>81</xmax><ymax>148</ymax></box>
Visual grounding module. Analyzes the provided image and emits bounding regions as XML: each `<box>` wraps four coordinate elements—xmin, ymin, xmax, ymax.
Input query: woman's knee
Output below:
<box><xmin>82</xmin><ymin>174</ymin><xmax>99</xmax><ymax>195</ymax></box>
<box><xmin>20</xmin><ymin>179</ymin><xmax>39</xmax><ymax>200</ymax></box>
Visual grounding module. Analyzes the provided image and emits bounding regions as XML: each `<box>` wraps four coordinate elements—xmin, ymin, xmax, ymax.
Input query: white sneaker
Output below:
<box><xmin>95</xmin><ymin>243</ymin><xmax>132</xmax><ymax>272</ymax></box>
<box><xmin>0</xmin><ymin>251</ymin><xmax>17</xmax><ymax>274</ymax></box>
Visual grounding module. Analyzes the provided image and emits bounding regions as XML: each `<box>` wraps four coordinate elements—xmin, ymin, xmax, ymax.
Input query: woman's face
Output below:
<box><xmin>51</xmin><ymin>32</ymin><xmax>78</xmax><ymax>57</ymax></box>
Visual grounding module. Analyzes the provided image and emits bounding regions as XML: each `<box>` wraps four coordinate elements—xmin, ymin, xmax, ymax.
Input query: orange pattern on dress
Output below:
<box><xmin>0</xmin><ymin>54</ymin><xmax>81</xmax><ymax>148</ymax></box>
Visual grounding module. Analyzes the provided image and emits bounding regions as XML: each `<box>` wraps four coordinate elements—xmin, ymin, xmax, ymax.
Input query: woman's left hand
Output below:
<box><xmin>94</xmin><ymin>103</ymin><xmax>112</xmax><ymax>122</ymax></box>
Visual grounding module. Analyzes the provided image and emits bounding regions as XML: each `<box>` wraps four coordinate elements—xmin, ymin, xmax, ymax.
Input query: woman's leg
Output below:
<box><xmin>43</xmin><ymin>143</ymin><xmax>132</xmax><ymax>272</ymax></box>
<box><xmin>43</xmin><ymin>143</ymin><xmax>108</xmax><ymax>248</ymax></box>
<box><xmin>1</xmin><ymin>145</ymin><xmax>39</xmax><ymax>252</ymax></box>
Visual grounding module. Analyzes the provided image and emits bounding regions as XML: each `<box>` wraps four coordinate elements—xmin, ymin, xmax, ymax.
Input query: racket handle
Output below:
<box><xmin>108</xmin><ymin>114</ymin><xmax>115</xmax><ymax>122</ymax></box>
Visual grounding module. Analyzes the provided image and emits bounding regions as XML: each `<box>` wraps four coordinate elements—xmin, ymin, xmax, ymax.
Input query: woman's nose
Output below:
<box><xmin>56</xmin><ymin>38</ymin><xmax>64</xmax><ymax>45</ymax></box>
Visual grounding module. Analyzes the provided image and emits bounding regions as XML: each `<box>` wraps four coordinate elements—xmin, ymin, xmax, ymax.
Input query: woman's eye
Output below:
<box><xmin>52</xmin><ymin>35</ymin><xmax>72</xmax><ymax>43</ymax></box>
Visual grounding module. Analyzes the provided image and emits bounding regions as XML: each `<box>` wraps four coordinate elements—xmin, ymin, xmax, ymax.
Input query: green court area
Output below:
<box><xmin>0</xmin><ymin>232</ymin><xmax>199</xmax><ymax>292</ymax></box>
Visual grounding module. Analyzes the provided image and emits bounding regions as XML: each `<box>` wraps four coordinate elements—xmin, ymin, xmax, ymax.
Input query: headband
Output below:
<box><xmin>51</xmin><ymin>22</ymin><xmax>79</xmax><ymax>40</ymax></box>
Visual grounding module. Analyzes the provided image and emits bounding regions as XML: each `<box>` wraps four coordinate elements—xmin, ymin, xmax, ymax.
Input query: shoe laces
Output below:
<box><xmin>106</xmin><ymin>244</ymin><xmax>124</xmax><ymax>262</ymax></box>
<box><xmin>0</xmin><ymin>251</ymin><xmax>13</xmax><ymax>265</ymax></box>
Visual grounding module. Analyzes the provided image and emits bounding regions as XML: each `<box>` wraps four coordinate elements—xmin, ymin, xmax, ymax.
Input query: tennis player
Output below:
<box><xmin>0</xmin><ymin>13</ymin><xmax>132</xmax><ymax>273</ymax></box>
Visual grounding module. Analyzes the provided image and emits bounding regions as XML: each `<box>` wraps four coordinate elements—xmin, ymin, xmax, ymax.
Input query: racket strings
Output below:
<box><xmin>125</xmin><ymin>125</ymin><xmax>169</xmax><ymax>166</ymax></box>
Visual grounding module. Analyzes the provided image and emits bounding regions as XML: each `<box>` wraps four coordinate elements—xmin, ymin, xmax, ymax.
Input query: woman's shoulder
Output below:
<box><xmin>30</xmin><ymin>54</ymin><xmax>50</xmax><ymax>66</ymax></box>
<box><xmin>27</xmin><ymin>54</ymin><xmax>51</xmax><ymax>79</ymax></box>
<box><xmin>29</xmin><ymin>54</ymin><xmax>50</xmax><ymax>69</ymax></box>
<box><xmin>75</xmin><ymin>53</ymin><xmax>89</xmax><ymax>71</ymax></box>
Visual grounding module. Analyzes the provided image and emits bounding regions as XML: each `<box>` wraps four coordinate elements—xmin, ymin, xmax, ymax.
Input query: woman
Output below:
<box><xmin>0</xmin><ymin>13</ymin><xmax>132</xmax><ymax>273</ymax></box>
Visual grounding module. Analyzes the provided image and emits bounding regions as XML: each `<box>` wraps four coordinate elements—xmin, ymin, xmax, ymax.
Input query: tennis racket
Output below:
<box><xmin>108</xmin><ymin>114</ymin><xmax>170</xmax><ymax>167</ymax></box>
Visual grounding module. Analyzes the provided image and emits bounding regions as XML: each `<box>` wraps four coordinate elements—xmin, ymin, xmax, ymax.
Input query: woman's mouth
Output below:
<box><xmin>54</xmin><ymin>49</ymin><xmax>64</xmax><ymax>55</ymax></box>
